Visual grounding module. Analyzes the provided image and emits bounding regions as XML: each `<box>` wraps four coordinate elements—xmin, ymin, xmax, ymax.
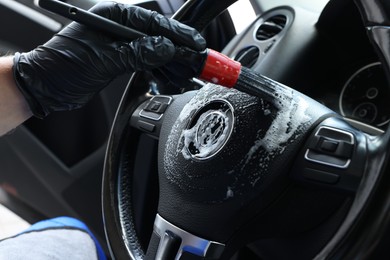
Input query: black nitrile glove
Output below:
<box><xmin>13</xmin><ymin>1</ymin><xmax>206</xmax><ymax>118</ymax></box>
<box><xmin>154</xmin><ymin>46</ymin><xmax>209</xmax><ymax>89</ymax></box>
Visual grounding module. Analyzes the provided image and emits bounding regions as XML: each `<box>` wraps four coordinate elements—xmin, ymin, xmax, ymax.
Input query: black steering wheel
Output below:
<box><xmin>102</xmin><ymin>0</ymin><xmax>390</xmax><ymax>259</ymax></box>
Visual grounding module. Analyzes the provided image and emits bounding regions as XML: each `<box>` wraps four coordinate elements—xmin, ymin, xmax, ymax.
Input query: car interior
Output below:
<box><xmin>0</xmin><ymin>0</ymin><xmax>389</xmax><ymax>259</ymax></box>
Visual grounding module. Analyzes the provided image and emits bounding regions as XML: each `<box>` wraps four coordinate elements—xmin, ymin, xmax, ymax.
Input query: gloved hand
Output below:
<box><xmin>13</xmin><ymin>1</ymin><xmax>206</xmax><ymax>118</ymax></box>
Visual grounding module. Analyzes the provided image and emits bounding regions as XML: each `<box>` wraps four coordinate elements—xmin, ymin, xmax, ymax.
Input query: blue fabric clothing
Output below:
<box><xmin>0</xmin><ymin>216</ymin><xmax>106</xmax><ymax>260</ymax></box>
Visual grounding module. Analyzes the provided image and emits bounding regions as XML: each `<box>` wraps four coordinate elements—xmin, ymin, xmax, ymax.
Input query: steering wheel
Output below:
<box><xmin>102</xmin><ymin>0</ymin><xmax>390</xmax><ymax>259</ymax></box>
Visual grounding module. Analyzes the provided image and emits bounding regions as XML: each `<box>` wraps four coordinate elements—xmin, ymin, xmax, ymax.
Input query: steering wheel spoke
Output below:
<box><xmin>291</xmin><ymin>117</ymin><xmax>368</xmax><ymax>193</ymax></box>
<box><xmin>130</xmin><ymin>95</ymin><xmax>173</xmax><ymax>139</ymax></box>
<box><xmin>145</xmin><ymin>214</ymin><xmax>225</xmax><ymax>259</ymax></box>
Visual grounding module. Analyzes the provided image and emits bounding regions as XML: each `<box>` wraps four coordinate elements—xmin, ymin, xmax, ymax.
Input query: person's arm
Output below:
<box><xmin>13</xmin><ymin>2</ymin><xmax>206</xmax><ymax>119</ymax></box>
<box><xmin>0</xmin><ymin>2</ymin><xmax>206</xmax><ymax>136</ymax></box>
<box><xmin>1</xmin><ymin>2</ymin><xmax>205</xmax><ymax>136</ymax></box>
<box><xmin>0</xmin><ymin>56</ymin><xmax>32</xmax><ymax>136</ymax></box>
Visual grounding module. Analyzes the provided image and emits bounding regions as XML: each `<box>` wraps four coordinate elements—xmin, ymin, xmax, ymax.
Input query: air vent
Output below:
<box><xmin>235</xmin><ymin>46</ymin><xmax>260</xmax><ymax>68</ymax></box>
<box><xmin>256</xmin><ymin>15</ymin><xmax>287</xmax><ymax>41</ymax></box>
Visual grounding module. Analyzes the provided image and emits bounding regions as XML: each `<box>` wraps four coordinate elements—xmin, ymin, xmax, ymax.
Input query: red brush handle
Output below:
<box><xmin>199</xmin><ymin>49</ymin><xmax>242</xmax><ymax>88</ymax></box>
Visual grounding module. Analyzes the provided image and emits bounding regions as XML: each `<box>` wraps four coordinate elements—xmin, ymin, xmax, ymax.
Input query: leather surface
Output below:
<box><xmin>354</xmin><ymin>0</ymin><xmax>390</xmax><ymax>26</ymax></box>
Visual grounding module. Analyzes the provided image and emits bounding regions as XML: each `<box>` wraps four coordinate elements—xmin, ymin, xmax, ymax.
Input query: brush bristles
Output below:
<box><xmin>234</xmin><ymin>67</ymin><xmax>276</xmax><ymax>100</ymax></box>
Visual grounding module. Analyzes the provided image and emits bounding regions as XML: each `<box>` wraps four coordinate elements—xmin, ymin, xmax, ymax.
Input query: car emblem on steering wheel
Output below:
<box><xmin>183</xmin><ymin>100</ymin><xmax>234</xmax><ymax>160</ymax></box>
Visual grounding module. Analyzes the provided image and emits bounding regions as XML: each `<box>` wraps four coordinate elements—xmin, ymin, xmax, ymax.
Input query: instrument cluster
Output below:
<box><xmin>339</xmin><ymin>62</ymin><xmax>390</xmax><ymax>130</ymax></box>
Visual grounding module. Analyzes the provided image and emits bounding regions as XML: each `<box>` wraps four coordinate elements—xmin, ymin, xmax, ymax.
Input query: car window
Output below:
<box><xmin>228</xmin><ymin>0</ymin><xmax>256</xmax><ymax>34</ymax></box>
<box><xmin>257</xmin><ymin>0</ymin><xmax>329</xmax><ymax>12</ymax></box>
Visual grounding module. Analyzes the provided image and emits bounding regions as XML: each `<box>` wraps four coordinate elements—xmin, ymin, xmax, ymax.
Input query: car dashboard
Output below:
<box><xmin>223</xmin><ymin>0</ymin><xmax>387</xmax><ymax>135</ymax></box>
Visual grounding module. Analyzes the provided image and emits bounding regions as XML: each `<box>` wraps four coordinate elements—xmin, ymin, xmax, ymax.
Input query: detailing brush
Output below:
<box><xmin>37</xmin><ymin>0</ymin><xmax>277</xmax><ymax>100</ymax></box>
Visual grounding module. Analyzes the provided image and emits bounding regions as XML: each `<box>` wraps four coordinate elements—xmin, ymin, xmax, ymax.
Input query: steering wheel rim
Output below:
<box><xmin>102</xmin><ymin>0</ymin><xmax>390</xmax><ymax>259</ymax></box>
